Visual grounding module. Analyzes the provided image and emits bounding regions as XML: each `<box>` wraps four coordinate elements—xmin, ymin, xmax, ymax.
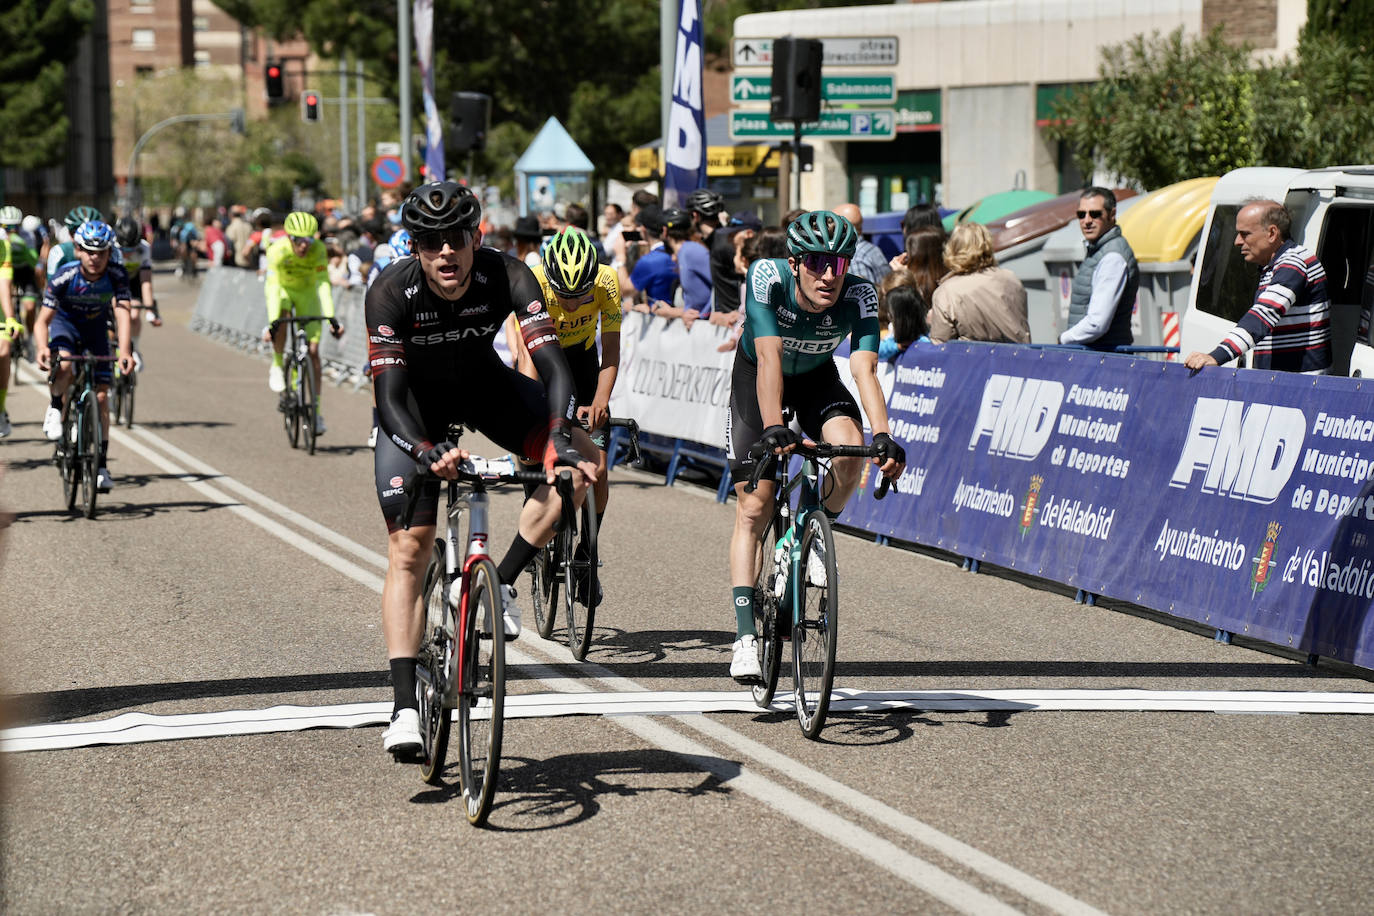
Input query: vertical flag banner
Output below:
<box><xmin>664</xmin><ymin>0</ymin><xmax>706</xmax><ymax>207</ymax></box>
<box><xmin>414</xmin><ymin>0</ymin><xmax>444</xmax><ymax>182</ymax></box>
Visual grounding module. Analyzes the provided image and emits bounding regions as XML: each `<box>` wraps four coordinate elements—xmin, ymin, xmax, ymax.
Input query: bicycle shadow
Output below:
<box><xmin>1</xmin><ymin>456</ymin><xmax>59</xmax><ymax>472</ymax></box>
<box><xmin>9</xmin><ymin>499</ymin><xmax>231</xmax><ymax>525</ymax></box>
<box><xmin>410</xmin><ymin>748</ymin><xmax>737</xmax><ymax>830</ymax></box>
<box><xmin>133</xmin><ymin>420</ymin><xmax>232</xmax><ymax>431</ymax></box>
<box><xmin>311</xmin><ymin>443</ymin><xmax>373</xmax><ymax>457</ymax></box>
<box><xmin>579</xmin><ymin>626</ymin><xmax>733</xmax><ymax>666</ymax></box>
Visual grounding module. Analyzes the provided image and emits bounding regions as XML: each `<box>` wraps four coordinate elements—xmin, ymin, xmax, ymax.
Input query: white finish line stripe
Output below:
<box><xmin>8</xmin><ymin>688</ymin><xmax>1374</xmax><ymax>752</ymax></box>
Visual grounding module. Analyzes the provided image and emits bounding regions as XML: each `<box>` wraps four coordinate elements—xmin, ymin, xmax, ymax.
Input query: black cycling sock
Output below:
<box><xmin>50</xmin><ymin>394</ymin><xmax>61</xmax><ymax>409</ymax></box>
<box><xmin>823</xmin><ymin>505</ymin><xmax>841</xmax><ymax>522</ymax></box>
<box><xmin>498</xmin><ymin>533</ymin><xmax>538</xmax><ymax>585</ymax></box>
<box><xmin>389</xmin><ymin>657</ymin><xmax>418</xmax><ymax>712</ymax></box>
<box><xmin>733</xmin><ymin>586</ymin><xmax>756</xmax><ymax>637</ymax></box>
<box><xmin>99</xmin><ymin>441</ymin><xmax>109</xmax><ymax>466</ymax></box>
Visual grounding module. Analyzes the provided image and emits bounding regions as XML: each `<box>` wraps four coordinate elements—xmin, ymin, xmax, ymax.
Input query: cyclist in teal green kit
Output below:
<box><xmin>725</xmin><ymin>210</ymin><xmax>905</xmax><ymax>682</ymax></box>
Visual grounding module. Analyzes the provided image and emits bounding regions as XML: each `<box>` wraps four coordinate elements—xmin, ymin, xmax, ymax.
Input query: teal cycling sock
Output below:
<box><xmin>733</xmin><ymin>586</ymin><xmax>756</xmax><ymax>637</ymax></box>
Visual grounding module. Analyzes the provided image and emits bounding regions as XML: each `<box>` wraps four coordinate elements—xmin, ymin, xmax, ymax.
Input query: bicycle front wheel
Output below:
<box><xmin>566</xmin><ymin>489</ymin><xmax>598</xmax><ymax>661</ymax></box>
<box><xmin>458</xmin><ymin>558</ymin><xmax>505</xmax><ymax>826</ymax></box>
<box><xmin>79</xmin><ymin>393</ymin><xmax>100</xmax><ymax>519</ymax></box>
<box><xmin>793</xmin><ymin>511</ymin><xmax>838</xmax><ymax>739</ymax></box>
<box><xmin>529</xmin><ymin>543</ymin><xmax>557</xmax><ymax>639</ymax></box>
<box><xmin>283</xmin><ymin>357</ymin><xmax>301</xmax><ymax>449</ymax></box>
<box><xmin>751</xmin><ymin>511</ymin><xmax>783</xmax><ymax>708</ymax></box>
<box><xmin>58</xmin><ymin>403</ymin><xmax>78</xmax><ymax>511</ymax></box>
<box><xmin>299</xmin><ymin>353</ymin><xmax>317</xmax><ymax>455</ymax></box>
<box><xmin>418</xmin><ymin>541</ymin><xmax>453</xmax><ymax>785</ymax></box>
<box><xmin>120</xmin><ymin>369</ymin><xmax>136</xmax><ymax>427</ymax></box>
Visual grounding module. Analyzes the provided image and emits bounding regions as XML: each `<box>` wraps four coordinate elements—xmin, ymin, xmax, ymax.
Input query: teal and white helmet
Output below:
<box><xmin>786</xmin><ymin>210</ymin><xmax>859</xmax><ymax>259</ymax></box>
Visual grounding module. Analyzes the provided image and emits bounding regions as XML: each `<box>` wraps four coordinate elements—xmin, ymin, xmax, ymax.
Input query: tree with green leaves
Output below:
<box><xmin>1304</xmin><ymin>0</ymin><xmax>1374</xmax><ymax>52</ymax></box>
<box><xmin>1044</xmin><ymin>26</ymin><xmax>1374</xmax><ymax>189</ymax></box>
<box><xmin>0</xmin><ymin>0</ymin><xmax>94</xmax><ymax>169</ymax></box>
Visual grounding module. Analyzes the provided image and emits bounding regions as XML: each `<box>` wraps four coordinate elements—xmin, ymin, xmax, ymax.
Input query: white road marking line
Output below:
<box><xmin>9</xmin><ymin>688</ymin><xmax>1374</xmax><ymax>753</ymax></box>
<box><xmin>107</xmin><ymin>424</ymin><xmax>1120</xmax><ymax>914</ymax></box>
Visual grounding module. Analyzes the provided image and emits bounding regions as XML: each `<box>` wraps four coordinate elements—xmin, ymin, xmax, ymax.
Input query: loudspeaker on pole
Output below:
<box><xmin>769</xmin><ymin>37</ymin><xmax>823</xmax><ymax>123</ymax></box>
<box><xmin>450</xmin><ymin>92</ymin><xmax>491</xmax><ymax>153</ymax></box>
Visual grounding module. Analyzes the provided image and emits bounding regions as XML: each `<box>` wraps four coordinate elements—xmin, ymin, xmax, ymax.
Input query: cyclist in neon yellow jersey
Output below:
<box><xmin>0</xmin><ymin>230</ymin><xmax>25</xmax><ymax>437</ymax></box>
<box><xmin>262</xmin><ymin>211</ymin><xmax>343</xmax><ymax>435</ymax></box>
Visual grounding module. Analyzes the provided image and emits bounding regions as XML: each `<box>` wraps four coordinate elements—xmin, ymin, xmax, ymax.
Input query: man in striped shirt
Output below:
<box><xmin>1185</xmin><ymin>199</ymin><xmax>1331</xmax><ymax>374</ymax></box>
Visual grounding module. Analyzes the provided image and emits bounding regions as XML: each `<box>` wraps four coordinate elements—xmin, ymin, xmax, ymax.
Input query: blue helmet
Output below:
<box><xmin>388</xmin><ymin>229</ymin><xmax>412</xmax><ymax>254</ymax></box>
<box><xmin>75</xmin><ymin>219</ymin><xmax>116</xmax><ymax>252</ymax></box>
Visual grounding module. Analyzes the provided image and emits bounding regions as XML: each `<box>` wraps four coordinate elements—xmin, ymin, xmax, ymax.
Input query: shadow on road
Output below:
<box><xmin>580</xmin><ymin>626</ymin><xmax>733</xmax><ymax>665</ymax></box>
<box><xmin>410</xmin><ymin>748</ymin><xmax>736</xmax><ymax>830</ymax></box>
<box><xmin>6</xmin><ymin>670</ymin><xmax>392</xmax><ymax>723</ymax></box>
<box><xmin>10</xmin><ymin>499</ymin><xmax>231</xmax><ymax>523</ymax></box>
<box><xmin>132</xmin><ymin>420</ymin><xmax>232</xmax><ymax>431</ymax></box>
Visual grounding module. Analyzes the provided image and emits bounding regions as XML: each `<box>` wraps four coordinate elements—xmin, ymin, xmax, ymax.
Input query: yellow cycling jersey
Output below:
<box><xmin>264</xmin><ymin>235</ymin><xmax>334</xmax><ymax>322</ymax></box>
<box><xmin>531</xmin><ymin>262</ymin><xmax>621</xmax><ymax>351</ymax></box>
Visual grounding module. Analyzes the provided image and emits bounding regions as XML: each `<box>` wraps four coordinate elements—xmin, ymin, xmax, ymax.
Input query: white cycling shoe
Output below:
<box><xmin>268</xmin><ymin>364</ymin><xmax>285</xmax><ymax>393</ymax></box>
<box><xmin>498</xmin><ymin>584</ymin><xmax>522</xmax><ymax>640</ymax></box>
<box><xmin>730</xmin><ymin>635</ymin><xmax>763</xmax><ymax>684</ymax></box>
<box><xmin>382</xmin><ymin>708</ymin><xmax>422</xmax><ymax>754</ymax></box>
<box><xmin>313</xmin><ymin>413</ymin><xmax>327</xmax><ymax>435</ymax></box>
<box><xmin>96</xmin><ymin>467</ymin><xmax>114</xmax><ymax>492</ymax></box>
<box><xmin>43</xmin><ymin>406</ymin><xmax>63</xmax><ymax>441</ymax></box>
<box><xmin>0</xmin><ymin>411</ymin><xmax>11</xmax><ymax>439</ymax></box>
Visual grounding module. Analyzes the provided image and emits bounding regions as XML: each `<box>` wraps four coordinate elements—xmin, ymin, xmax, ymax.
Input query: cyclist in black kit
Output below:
<box><xmin>368</xmin><ymin>181</ymin><xmax>598</xmax><ymax>755</ymax></box>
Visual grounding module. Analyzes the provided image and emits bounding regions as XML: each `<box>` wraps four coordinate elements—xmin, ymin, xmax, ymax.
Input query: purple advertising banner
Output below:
<box><xmin>839</xmin><ymin>343</ymin><xmax>1374</xmax><ymax>670</ymax></box>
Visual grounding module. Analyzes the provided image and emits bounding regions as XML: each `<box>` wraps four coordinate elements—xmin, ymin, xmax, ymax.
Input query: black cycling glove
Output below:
<box><xmin>329</xmin><ymin>317</ymin><xmax>342</xmax><ymax>337</ymax></box>
<box><xmin>420</xmin><ymin>440</ymin><xmax>460</xmax><ymax>468</ymax></box>
<box><xmin>542</xmin><ymin>424</ymin><xmax>583</xmax><ymax>472</ymax></box>
<box><xmin>872</xmin><ymin>432</ymin><xmax>906</xmax><ymax>466</ymax></box>
<box><xmin>754</xmin><ymin>424</ymin><xmax>799</xmax><ymax>456</ymax></box>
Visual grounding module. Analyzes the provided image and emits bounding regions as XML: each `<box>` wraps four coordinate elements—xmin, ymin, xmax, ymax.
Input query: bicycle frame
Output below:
<box><xmin>769</xmin><ymin>455</ymin><xmax>825</xmax><ymax>629</ymax></box>
<box><xmin>436</xmin><ymin>477</ymin><xmax>495</xmax><ymax>706</ymax></box>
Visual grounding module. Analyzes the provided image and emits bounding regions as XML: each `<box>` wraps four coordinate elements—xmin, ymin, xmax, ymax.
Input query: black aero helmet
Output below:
<box><xmin>685</xmin><ymin>188</ymin><xmax>724</xmax><ymax>217</ymax></box>
<box><xmin>401</xmin><ymin>180</ymin><xmax>481</xmax><ymax>234</ymax></box>
<box><xmin>115</xmin><ymin>217</ymin><xmax>142</xmax><ymax>248</ymax></box>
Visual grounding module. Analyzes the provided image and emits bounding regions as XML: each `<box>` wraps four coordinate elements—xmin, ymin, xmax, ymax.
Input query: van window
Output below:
<box><xmin>1193</xmin><ymin>205</ymin><xmax>1260</xmax><ymax>323</ymax></box>
<box><xmin>1316</xmin><ymin>204</ymin><xmax>1374</xmax><ymax>376</ymax></box>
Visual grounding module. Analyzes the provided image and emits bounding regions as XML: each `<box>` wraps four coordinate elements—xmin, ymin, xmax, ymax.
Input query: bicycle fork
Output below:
<box><xmin>448</xmin><ymin>488</ymin><xmax>493</xmax><ymax>706</ymax></box>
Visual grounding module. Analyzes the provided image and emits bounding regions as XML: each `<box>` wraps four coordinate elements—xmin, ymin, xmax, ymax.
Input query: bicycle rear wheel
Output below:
<box><xmin>111</xmin><ymin>370</ymin><xmax>127</xmax><ymax>427</ymax></box>
<box><xmin>417</xmin><ymin>541</ymin><xmax>453</xmax><ymax>785</ymax></box>
<box><xmin>458</xmin><ymin>558</ymin><xmax>505</xmax><ymax>826</ymax></box>
<box><xmin>566</xmin><ymin>489</ymin><xmax>598</xmax><ymax>661</ymax></box>
<box><xmin>283</xmin><ymin>357</ymin><xmax>301</xmax><ymax>449</ymax></box>
<box><xmin>120</xmin><ymin>370</ymin><xmax>136</xmax><ymax>427</ymax></box>
<box><xmin>792</xmin><ymin>511</ymin><xmax>838</xmax><ymax>739</ymax></box>
<box><xmin>299</xmin><ymin>353</ymin><xmax>317</xmax><ymax>455</ymax></box>
<box><xmin>79</xmin><ymin>393</ymin><xmax>100</xmax><ymax>519</ymax></box>
<box><xmin>529</xmin><ymin>543</ymin><xmax>557</xmax><ymax>639</ymax></box>
<box><xmin>751</xmin><ymin>511</ymin><xmax>783</xmax><ymax>708</ymax></box>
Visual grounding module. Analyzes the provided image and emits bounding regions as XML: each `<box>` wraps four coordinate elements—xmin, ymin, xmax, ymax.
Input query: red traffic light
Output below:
<box><xmin>265</xmin><ymin>61</ymin><xmax>285</xmax><ymax>102</ymax></box>
<box><xmin>301</xmin><ymin>89</ymin><xmax>321</xmax><ymax>123</ymax></box>
<box><xmin>305</xmin><ymin>94</ymin><xmax>318</xmax><ymax>105</ymax></box>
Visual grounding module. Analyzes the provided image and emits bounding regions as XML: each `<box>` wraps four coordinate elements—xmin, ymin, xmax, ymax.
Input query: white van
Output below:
<box><xmin>1183</xmin><ymin>166</ymin><xmax>1374</xmax><ymax>376</ymax></box>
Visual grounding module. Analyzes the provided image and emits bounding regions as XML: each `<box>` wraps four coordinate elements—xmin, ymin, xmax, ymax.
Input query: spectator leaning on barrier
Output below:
<box><xmin>1060</xmin><ymin>187</ymin><xmax>1138</xmax><ymax>351</ymax></box>
<box><xmin>834</xmin><ymin>203</ymin><xmax>891</xmax><ymax>287</ymax></box>
<box><xmin>928</xmin><ymin>222</ymin><xmax>1030</xmax><ymax>344</ymax></box>
<box><xmin>709</xmin><ymin>210</ymin><xmax>761</xmax><ymax>321</ymax></box>
<box><xmin>630</xmin><ymin>208</ymin><xmax>694</xmax><ymax>320</ymax></box>
<box><xmin>226</xmin><ymin>206</ymin><xmax>254</xmax><ymax>269</ymax></box>
<box><xmin>1184</xmin><ymin>199</ymin><xmax>1332</xmax><ymax>374</ymax></box>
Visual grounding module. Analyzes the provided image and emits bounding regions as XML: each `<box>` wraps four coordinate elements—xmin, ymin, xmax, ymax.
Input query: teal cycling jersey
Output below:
<box><xmin>739</xmin><ymin>257</ymin><xmax>881</xmax><ymax>375</ymax></box>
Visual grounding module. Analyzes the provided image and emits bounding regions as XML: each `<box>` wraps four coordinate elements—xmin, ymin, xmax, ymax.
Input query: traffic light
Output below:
<box><xmin>265</xmin><ymin>61</ymin><xmax>284</xmax><ymax>103</ymax></box>
<box><xmin>301</xmin><ymin>90</ymin><xmax>320</xmax><ymax>123</ymax></box>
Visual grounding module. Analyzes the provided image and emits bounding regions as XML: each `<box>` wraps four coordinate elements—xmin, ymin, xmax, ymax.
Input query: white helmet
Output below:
<box><xmin>22</xmin><ymin>215</ymin><xmax>41</xmax><ymax>233</ymax></box>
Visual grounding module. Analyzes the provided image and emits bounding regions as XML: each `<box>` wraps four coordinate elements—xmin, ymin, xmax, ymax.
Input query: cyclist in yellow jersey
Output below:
<box><xmin>262</xmin><ymin>211</ymin><xmax>343</xmax><ymax>434</ymax></box>
<box><xmin>0</xmin><ymin>232</ymin><xmax>23</xmax><ymax>436</ymax></box>
<box><xmin>506</xmin><ymin>227</ymin><xmax>621</xmax><ymax>531</ymax></box>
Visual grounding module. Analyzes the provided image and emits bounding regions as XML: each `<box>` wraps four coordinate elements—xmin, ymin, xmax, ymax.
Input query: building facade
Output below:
<box><xmin>731</xmin><ymin>0</ymin><xmax>1306</xmax><ymax>214</ymax></box>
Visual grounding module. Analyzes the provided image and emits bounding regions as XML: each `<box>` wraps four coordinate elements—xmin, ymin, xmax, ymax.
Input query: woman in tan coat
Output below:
<box><xmin>928</xmin><ymin>222</ymin><xmax>1030</xmax><ymax>344</ymax></box>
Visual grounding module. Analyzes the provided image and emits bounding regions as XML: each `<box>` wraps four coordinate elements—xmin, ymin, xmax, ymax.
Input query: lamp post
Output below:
<box><xmin>125</xmin><ymin>109</ymin><xmax>245</xmax><ymax>212</ymax></box>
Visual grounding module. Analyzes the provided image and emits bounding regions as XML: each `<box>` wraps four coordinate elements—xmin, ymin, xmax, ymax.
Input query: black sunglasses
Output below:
<box><xmin>1076</xmin><ymin>209</ymin><xmax>1106</xmax><ymax>220</ymax></box>
<box><xmin>414</xmin><ymin>228</ymin><xmax>474</xmax><ymax>253</ymax></box>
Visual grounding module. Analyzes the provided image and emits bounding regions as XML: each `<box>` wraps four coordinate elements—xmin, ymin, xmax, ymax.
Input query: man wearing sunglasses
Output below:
<box><xmin>262</xmin><ymin>211</ymin><xmax>343</xmax><ymax>435</ymax></box>
<box><xmin>366</xmin><ymin>181</ymin><xmax>598</xmax><ymax>755</ymax></box>
<box><xmin>1059</xmin><ymin>187</ymin><xmax>1138</xmax><ymax>351</ymax></box>
<box><xmin>723</xmin><ymin>209</ymin><xmax>906</xmax><ymax>683</ymax></box>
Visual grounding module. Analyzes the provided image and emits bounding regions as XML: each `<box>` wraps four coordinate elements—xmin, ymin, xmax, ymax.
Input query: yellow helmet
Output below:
<box><xmin>284</xmin><ymin>211</ymin><xmax>318</xmax><ymax>238</ymax></box>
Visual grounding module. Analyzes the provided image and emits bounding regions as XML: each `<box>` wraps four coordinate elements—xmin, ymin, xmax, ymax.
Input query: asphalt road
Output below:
<box><xmin>1</xmin><ymin>275</ymin><xmax>1371</xmax><ymax>914</ymax></box>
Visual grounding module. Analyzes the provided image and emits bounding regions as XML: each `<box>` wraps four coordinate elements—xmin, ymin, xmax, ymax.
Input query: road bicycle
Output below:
<box><xmin>528</xmin><ymin>417</ymin><xmax>640</xmax><ymax>660</ymax></box>
<box><xmin>271</xmin><ymin>315</ymin><xmax>335</xmax><ymax>455</ymax></box>
<box><xmin>399</xmin><ymin>446</ymin><xmax>551</xmax><ymax>826</ymax></box>
<box><xmin>110</xmin><ymin>303</ymin><xmax>157</xmax><ymax>428</ymax></box>
<box><xmin>51</xmin><ymin>354</ymin><xmax>118</xmax><ymax>519</ymax></box>
<box><xmin>745</xmin><ymin>437</ymin><xmax>891</xmax><ymax>739</ymax></box>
